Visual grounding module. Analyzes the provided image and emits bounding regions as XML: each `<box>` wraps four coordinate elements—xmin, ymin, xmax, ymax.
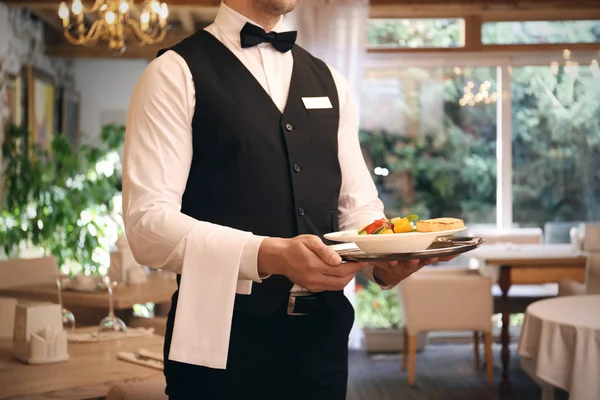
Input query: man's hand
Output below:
<box><xmin>257</xmin><ymin>235</ymin><xmax>367</xmax><ymax>292</ymax></box>
<box><xmin>372</xmin><ymin>256</ymin><xmax>457</xmax><ymax>288</ymax></box>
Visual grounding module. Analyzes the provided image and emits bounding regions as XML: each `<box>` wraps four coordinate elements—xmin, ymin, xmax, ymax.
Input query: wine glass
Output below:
<box><xmin>97</xmin><ymin>275</ymin><xmax>127</xmax><ymax>336</ymax></box>
<box><xmin>55</xmin><ymin>277</ymin><xmax>76</xmax><ymax>332</ymax></box>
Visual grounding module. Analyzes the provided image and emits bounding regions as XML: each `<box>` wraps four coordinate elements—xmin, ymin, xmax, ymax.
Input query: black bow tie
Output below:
<box><xmin>240</xmin><ymin>22</ymin><xmax>297</xmax><ymax>53</ymax></box>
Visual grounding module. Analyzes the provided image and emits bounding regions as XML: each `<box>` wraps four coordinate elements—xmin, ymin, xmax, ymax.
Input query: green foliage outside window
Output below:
<box><xmin>367</xmin><ymin>18</ymin><xmax>464</xmax><ymax>48</ymax></box>
<box><xmin>482</xmin><ymin>20</ymin><xmax>600</xmax><ymax>45</ymax></box>
<box><xmin>512</xmin><ymin>66</ymin><xmax>600</xmax><ymax>224</ymax></box>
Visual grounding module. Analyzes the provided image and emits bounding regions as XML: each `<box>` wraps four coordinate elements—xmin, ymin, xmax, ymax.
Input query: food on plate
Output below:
<box><xmin>415</xmin><ymin>217</ymin><xmax>464</xmax><ymax>232</ymax></box>
<box><xmin>358</xmin><ymin>215</ymin><xmax>419</xmax><ymax>235</ymax></box>
<box><xmin>357</xmin><ymin>215</ymin><xmax>464</xmax><ymax>235</ymax></box>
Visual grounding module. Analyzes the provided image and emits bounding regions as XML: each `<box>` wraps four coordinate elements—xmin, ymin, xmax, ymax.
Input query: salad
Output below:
<box><xmin>358</xmin><ymin>215</ymin><xmax>419</xmax><ymax>235</ymax></box>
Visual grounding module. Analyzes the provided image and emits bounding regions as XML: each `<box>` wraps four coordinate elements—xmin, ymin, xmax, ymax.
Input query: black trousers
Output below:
<box><xmin>163</xmin><ymin>295</ymin><xmax>354</xmax><ymax>400</ymax></box>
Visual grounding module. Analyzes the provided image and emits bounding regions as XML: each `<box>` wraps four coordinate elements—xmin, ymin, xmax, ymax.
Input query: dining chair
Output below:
<box><xmin>558</xmin><ymin>223</ymin><xmax>600</xmax><ymax>296</ymax></box>
<box><xmin>0</xmin><ymin>256</ymin><xmax>60</xmax><ymax>290</ymax></box>
<box><xmin>0</xmin><ymin>296</ymin><xmax>18</xmax><ymax>339</ymax></box>
<box><xmin>399</xmin><ymin>269</ymin><xmax>494</xmax><ymax>387</ymax></box>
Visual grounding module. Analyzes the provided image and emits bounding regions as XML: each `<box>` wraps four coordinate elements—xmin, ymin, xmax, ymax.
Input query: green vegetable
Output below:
<box><xmin>406</xmin><ymin>214</ymin><xmax>419</xmax><ymax>222</ymax></box>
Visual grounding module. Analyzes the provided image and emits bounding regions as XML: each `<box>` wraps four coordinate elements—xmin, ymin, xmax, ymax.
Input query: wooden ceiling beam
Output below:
<box><xmin>175</xmin><ymin>8</ymin><xmax>197</xmax><ymax>33</ymax></box>
<box><xmin>4</xmin><ymin>0</ymin><xmax>221</xmax><ymax>6</ymax></box>
<box><xmin>44</xmin><ymin>27</ymin><xmax>195</xmax><ymax>59</ymax></box>
<box><xmin>6</xmin><ymin>0</ymin><xmax>600</xmax><ymax>7</ymax></box>
<box><xmin>30</xmin><ymin>8</ymin><xmax>63</xmax><ymax>30</ymax></box>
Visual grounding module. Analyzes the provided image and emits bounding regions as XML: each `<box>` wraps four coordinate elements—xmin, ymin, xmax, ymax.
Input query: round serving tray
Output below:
<box><xmin>334</xmin><ymin>236</ymin><xmax>485</xmax><ymax>262</ymax></box>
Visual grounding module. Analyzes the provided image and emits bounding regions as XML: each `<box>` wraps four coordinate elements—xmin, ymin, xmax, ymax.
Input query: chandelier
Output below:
<box><xmin>58</xmin><ymin>0</ymin><xmax>170</xmax><ymax>54</ymax></box>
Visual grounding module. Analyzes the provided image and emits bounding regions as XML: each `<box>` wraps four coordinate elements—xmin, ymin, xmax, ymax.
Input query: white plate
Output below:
<box><xmin>324</xmin><ymin>228</ymin><xmax>466</xmax><ymax>254</ymax></box>
<box><xmin>330</xmin><ymin>236</ymin><xmax>484</xmax><ymax>261</ymax></box>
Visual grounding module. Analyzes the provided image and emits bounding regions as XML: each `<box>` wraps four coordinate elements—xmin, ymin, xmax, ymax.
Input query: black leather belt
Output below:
<box><xmin>287</xmin><ymin>291</ymin><xmax>321</xmax><ymax>316</ymax></box>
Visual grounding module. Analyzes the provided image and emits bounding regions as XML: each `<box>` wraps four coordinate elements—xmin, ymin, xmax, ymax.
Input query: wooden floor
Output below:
<box><xmin>347</xmin><ymin>343</ymin><xmax>568</xmax><ymax>400</ymax></box>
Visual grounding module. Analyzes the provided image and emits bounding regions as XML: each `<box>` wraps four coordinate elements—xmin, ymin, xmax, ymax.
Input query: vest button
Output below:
<box><xmin>293</xmin><ymin>164</ymin><xmax>301</xmax><ymax>172</ymax></box>
<box><xmin>285</xmin><ymin>123</ymin><xmax>294</xmax><ymax>132</ymax></box>
<box><xmin>298</xmin><ymin>207</ymin><xmax>305</xmax><ymax>216</ymax></box>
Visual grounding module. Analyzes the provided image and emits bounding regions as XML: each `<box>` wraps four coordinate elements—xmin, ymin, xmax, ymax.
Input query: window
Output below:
<box><xmin>363</xmin><ymin>14</ymin><xmax>600</xmax><ymax>230</ymax></box>
<box><xmin>367</xmin><ymin>18</ymin><xmax>465</xmax><ymax>48</ymax></box>
<box><xmin>512</xmin><ymin>64</ymin><xmax>600</xmax><ymax>230</ymax></box>
<box><xmin>482</xmin><ymin>20</ymin><xmax>600</xmax><ymax>45</ymax></box>
<box><xmin>360</xmin><ymin>66</ymin><xmax>497</xmax><ymax>224</ymax></box>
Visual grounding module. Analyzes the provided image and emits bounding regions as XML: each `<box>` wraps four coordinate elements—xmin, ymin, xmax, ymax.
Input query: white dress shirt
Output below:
<box><xmin>123</xmin><ymin>2</ymin><xmax>385</xmax><ymax>369</ymax></box>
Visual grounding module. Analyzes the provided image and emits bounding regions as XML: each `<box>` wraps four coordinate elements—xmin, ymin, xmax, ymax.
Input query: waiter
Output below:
<box><xmin>123</xmin><ymin>0</ymin><xmax>448</xmax><ymax>398</ymax></box>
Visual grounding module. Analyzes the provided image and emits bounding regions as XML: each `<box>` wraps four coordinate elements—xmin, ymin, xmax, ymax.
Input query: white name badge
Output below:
<box><xmin>302</xmin><ymin>96</ymin><xmax>333</xmax><ymax>110</ymax></box>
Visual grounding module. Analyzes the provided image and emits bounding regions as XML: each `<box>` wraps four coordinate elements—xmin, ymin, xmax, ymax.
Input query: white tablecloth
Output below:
<box><xmin>518</xmin><ymin>295</ymin><xmax>600</xmax><ymax>400</ymax></box>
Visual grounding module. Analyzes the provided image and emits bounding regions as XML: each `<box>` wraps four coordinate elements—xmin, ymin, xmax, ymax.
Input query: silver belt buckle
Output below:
<box><xmin>287</xmin><ymin>291</ymin><xmax>313</xmax><ymax>316</ymax></box>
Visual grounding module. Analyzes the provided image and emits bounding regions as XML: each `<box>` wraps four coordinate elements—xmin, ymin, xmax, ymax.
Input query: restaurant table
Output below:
<box><xmin>0</xmin><ymin>327</ymin><xmax>164</xmax><ymax>400</ymax></box>
<box><xmin>0</xmin><ymin>274</ymin><xmax>177</xmax><ymax>325</ymax></box>
<box><xmin>518</xmin><ymin>295</ymin><xmax>600</xmax><ymax>400</ymax></box>
<box><xmin>470</xmin><ymin>244</ymin><xmax>587</xmax><ymax>389</ymax></box>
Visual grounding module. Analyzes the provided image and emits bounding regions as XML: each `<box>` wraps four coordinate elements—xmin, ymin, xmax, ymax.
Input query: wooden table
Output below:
<box><xmin>0</xmin><ymin>327</ymin><xmax>164</xmax><ymax>399</ymax></box>
<box><xmin>0</xmin><ymin>275</ymin><xmax>177</xmax><ymax>310</ymax></box>
<box><xmin>0</xmin><ymin>274</ymin><xmax>178</xmax><ymax>325</ymax></box>
<box><xmin>472</xmin><ymin>244</ymin><xmax>587</xmax><ymax>390</ymax></box>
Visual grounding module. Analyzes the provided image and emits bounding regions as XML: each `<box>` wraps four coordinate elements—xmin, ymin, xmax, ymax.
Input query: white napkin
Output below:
<box><xmin>29</xmin><ymin>326</ymin><xmax>68</xmax><ymax>362</ymax></box>
<box><xmin>167</xmin><ymin>224</ymin><xmax>251</xmax><ymax>369</ymax></box>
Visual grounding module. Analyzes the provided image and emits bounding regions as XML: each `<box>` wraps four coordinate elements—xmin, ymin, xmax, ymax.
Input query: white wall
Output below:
<box><xmin>74</xmin><ymin>59</ymin><xmax>148</xmax><ymax>147</ymax></box>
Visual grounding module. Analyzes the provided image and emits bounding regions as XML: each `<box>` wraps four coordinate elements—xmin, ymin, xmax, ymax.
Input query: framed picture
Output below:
<box><xmin>59</xmin><ymin>88</ymin><xmax>81</xmax><ymax>148</ymax></box>
<box><xmin>26</xmin><ymin>66</ymin><xmax>57</xmax><ymax>152</ymax></box>
<box><xmin>5</xmin><ymin>73</ymin><xmax>25</xmax><ymax>127</ymax></box>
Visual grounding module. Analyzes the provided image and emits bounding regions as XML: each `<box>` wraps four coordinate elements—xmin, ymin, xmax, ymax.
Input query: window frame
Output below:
<box><xmin>366</xmin><ymin>9</ymin><xmax>600</xmax><ymax>53</ymax></box>
<box><xmin>362</xmin><ymin>50</ymin><xmax>599</xmax><ymax>228</ymax></box>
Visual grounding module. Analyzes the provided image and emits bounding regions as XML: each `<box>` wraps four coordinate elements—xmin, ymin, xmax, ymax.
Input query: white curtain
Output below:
<box><xmin>287</xmin><ymin>0</ymin><xmax>370</xmax><ymax>350</ymax></box>
<box><xmin>287</xmin><ymin>0</ymin><xmax>369</xmax><ymax>107</ymax></box>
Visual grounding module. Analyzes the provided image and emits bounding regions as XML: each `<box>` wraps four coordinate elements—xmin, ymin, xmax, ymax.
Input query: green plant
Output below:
<box><xmin>0</xmin><ymin>123</ymin><xmax>124</xmax><ymax>274</ymax></box>
<box><xmin>355</xmin><ymin>281</ymin><xmax>402</xmax><ymax>329</ymax></box>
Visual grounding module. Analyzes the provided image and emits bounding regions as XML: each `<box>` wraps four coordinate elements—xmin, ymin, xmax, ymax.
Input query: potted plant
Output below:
<box><xmin>355</xmin><ymin>281</ymin><xmax>428</xmax><ymax>353</ymax></box>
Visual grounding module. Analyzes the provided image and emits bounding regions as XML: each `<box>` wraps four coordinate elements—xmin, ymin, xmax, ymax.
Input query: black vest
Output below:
<box><xmin>160</xmin><ymin>30</ymin><xmax>344</xmax><ymax>317</ymax></box>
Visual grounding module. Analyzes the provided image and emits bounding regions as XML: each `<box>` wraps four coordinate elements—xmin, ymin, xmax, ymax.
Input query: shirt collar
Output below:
<box><xmin>214</xmin><ymin>2</ymin><xmax>288</xmax><ymax>49</ymax></box>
